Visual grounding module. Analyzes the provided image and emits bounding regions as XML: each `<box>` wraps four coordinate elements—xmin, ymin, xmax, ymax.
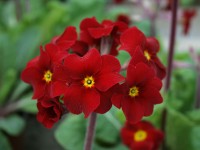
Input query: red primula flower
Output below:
<box><xmin>51</xmin><ymin>26</ymin><xmax>77</xmax><ymax>51</ymax></box>
<box><xmin>120</xmin><ymin>27</ymin><xmax>166</xmax><ymax>79</ymax></box>
<box><xmin>112</xmin><ymin>62</ymin><xmax>162</xmax><ymax>123</ymax></box>
<box><xmin>121</xmin><ymin>121</ymin><xmax>164</xmax><ymax>150</ymax></box>
<box><xmin>21</xmin><ymin>43</ymin><xmax>67</xmax><ymax>99</ymax></box>
<box><xmin>116</xmin><ymin>14</ymin><xmax>131</xmax><ymax>25</ymax></box>
<box><xmin>80</xmin><ymin>17</ymin><xmax>128</xmax><ymax>56</ymax></box>
<box><xmin>37</xmin><ymin>97</ymin><xmax>64</xmax><ymax>128</ymax></box>
<box><xmin>181</xmin><ymin>9</ymin><xmax>196</xmax><ymax>35</ymax></box>
<box><xmin>113</xmin><ymin>0</ymin><xmax>125</xmax><ymax>4</ymax></box>
<box><xmin>52</xmin><ymin>48</ymin><xmax>124</xmax><ymax>117</ymax></box>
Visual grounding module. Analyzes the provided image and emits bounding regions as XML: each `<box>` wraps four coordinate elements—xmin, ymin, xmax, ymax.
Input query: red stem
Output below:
<box><xmin>84</xmin><ymin>113</ymin><xmax>97</xmax><ymax>150</ymax></box>
<box><xmin>165</xmin><ymin>0</ymin><xmax>178</xmax><ymax>91</ymax></box>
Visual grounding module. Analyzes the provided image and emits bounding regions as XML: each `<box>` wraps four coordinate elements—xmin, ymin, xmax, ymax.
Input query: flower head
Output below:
<box><xmin>120</xmin><ymin>27</ymin><xmax>166</xmax><ymax>79</ymax></box>
<box><xmin>52</xmin><ymin>48</ymin><xmax>124</xmax><ymax>117</ymax></box>
<box><xmin>121</xmin><ymin>121</ymin><xmax>164</xmax><ymax>150</ymax></box>
<box><xmin>37</xmin><ymin>97</ymin><xmax>64</xmax><ymax>128</ymax></box>
<box><xmin>112</xmin><ymin>62</ymin><xmax>162</xmax><ymax>123</ymax></box>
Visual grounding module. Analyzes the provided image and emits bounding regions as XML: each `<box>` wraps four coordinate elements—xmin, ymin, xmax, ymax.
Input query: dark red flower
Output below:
<box><xmin>21</xmin><ymin>44</ymin><xmax>67</xmax><ymax>99</ymax></box>
<box><xmin>80</xmin><ymin>17</ymin><xmax>128</xmax><ymax>56</ymax></box>
<box><xmin>114</xmin><ymin>0</ymin><xmax>125</xmax><ymax>4</ymax></box>
<box><xmin>120</xmin><ymin>27</ymin><xmax>166</xmax><ymax>79</ymax></box>
<box><xmin>121</xmin><ymin>121</ymin><xmax>164</xmax><ymax>150</ymax></box>
<box><xmin>51</xmin><ymin>26</ymin><xmax>77</xmax><ymax>51</ymax></box>
<box><xmin>116</xmin><ymin>14</ymin><xmax>131</xmax><ymax>25</ymax></box>
<box><xmin>181</xmin><ymin>9</ymin><xmax>196</xmax><ymax>35</ymax></box>
<box><xmin>37</xmin><ymin>97</ymin><xmax>64</xmax><ymax>128</ymax></box>
<box><xmin>164</xmin><ymin>0</ymin><xmax>172</xmax><ymax>11</ymax></box>
<box><xmin>112</xmin><ymin>62</ymin><xmax>162</xmax><ymax>123</ymax></box>
<box><xmin>52</xmin><ymin>48</ymin><xmax>124</xmax><ymax>117</ymax></box>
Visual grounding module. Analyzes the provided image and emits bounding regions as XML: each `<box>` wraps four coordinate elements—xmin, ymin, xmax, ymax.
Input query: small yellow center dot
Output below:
<box><xmin>129</xmin><ymin>86</ymin><xmax>139</xmax><ymax>97</ymax></box>
<box><xmin>83</xmin><ymin>76</ymin><xmax>95</xmax><ymax>88</ymax></box>
<box><xmin>134</xmin><ymin>130</ymin><xmax>147</xmax><ymax>142</ymax></box>
<box><xmin>144</xmin><ymin>50</ymin><xmax>151</xmax><ymax>61</ymax></box>
<box><xmin>43</xmin><ymin>70</ymin><xmax>53</xmax><ymax>83</ymax></box>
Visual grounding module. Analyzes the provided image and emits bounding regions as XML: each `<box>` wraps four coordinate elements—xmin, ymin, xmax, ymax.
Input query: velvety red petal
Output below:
<box><xmin>141</xmin><ymin>86</ymin><xmax>163</xmax><ymax>104</ymax></box>
<box><xmin>121</xmin><ymin>126</ymin><xmax>134</xmax><ymax>147</ymax></box>
<box><xmin>119</xmin><ymin>27</ymin><xmax>146</xmax><ymax>56</ymax></box>
<box><xmin>88</xmin><ymin>26</ymin><xmax>114</xmax><ymax>39</ymax></box>
<box><xmin>153</xmin><ymin>57</ymin><xmax>166</xmax><ymax>80</ymax></box>
<box><xmin>63</xmin><ymin>85</ymin><xmax>100</xmax><ymax>117</ymax></box>
<box><xmin>38</xmin><ymin>48</ymin><xmax>51</xmax><ymax>69</ymax></box>
<box><xmin>95</xmin><ymin>72</ymin><xmax>124</xmax><ymax>92</ymax></box>
<box><xmin>56</xmin><ymin>26</ymin><xmax>77</xmax><ymax>43</ymax></box>
<box><xmin>131</xmin><ymin>141</ymin><xmax>153</xmax><ymax>150</ymax></box>
<box><xmin>127</xmin><ymin>62</ymin><xmax>154</xmax><ymax>86</ymax></box>
<box><xmin>100</xmin><ymin>55</ymin><xmax>121</xmax><ymax>72</ymax></box>
<box><xmin>51</xmin><ymin>81</ymin><xmax>68</xmax><ymax>98</ymax></box>
<box><xmin>122</xmin><ymin>98</ymin><xmax>144</xmax><ymax>123</ymax></box>
<box><xmin>71</xmin><ymin>41</ymin><xmax>89</xmax><ymax>56</ymax></box>
<box><xmin>80</xmin><ymin>17</ymin><xmax>101</xmax><ymax>30</ymax></box>
<box><xmin>64</xmin><ymin>48</ymin><xmax>102</xmax><ymax>79</ymax></box>
<box><xmin>111</xmin><ymin>93</ymin><xmax>123</xmax><ymax>109</ymax></box>
<box><xmin>146</xmin><ymin>37</ymin><xmax>160</xmax><ymax>53</ymax></box>
<box><xmin>129</xmin><ymin>46</ymin><xmax>148</xmax><ymax>66</ymax></box>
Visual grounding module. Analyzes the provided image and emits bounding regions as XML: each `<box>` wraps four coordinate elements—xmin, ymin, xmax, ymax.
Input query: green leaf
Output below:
<box><xmin>0</xmin><ymin>115</ymin><xmax>25</xmax><ymax>136</ymax></box>
<box><xmin>0</xmin><ymin>132</ymin><xmax>11</xmax><ymax>150</ymax></box>
<box><xmin>55</xmin><ymin>114</ymin><xmax>123</xmax><ymax>150</ymax></box>
<box><xmin>166</xmin><ymin>108</ymin><xmax>200</xmax><ymax>150</ymax></box>
<box><xmin>16</xmin><ymin>94</ymin><xmax>37</xmax><ymax>114</ymax></box>
<box><xmin>0</xmin><ymin>69</ymin><xmax>17</xmax><ymax>104</ymax></box>
<box><xmin>55</xmin><ymin>115</ymin><xmax>86</xmax><ymax>150</ymax></box>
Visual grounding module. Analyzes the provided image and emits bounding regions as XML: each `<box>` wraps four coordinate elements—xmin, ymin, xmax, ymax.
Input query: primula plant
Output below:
<box><xmin>21</xmin><ymin>16</ymin><xmax>165</xmax><ymax>150</ymax></box>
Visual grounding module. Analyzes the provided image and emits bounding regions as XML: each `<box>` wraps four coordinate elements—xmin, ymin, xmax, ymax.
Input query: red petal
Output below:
<box><xmin>88</xmin><ymin>27</ymin><xmax>114</xmax><ymax>39</ymax></box>
<box><xmin>64</xmin><ymin>48</ymin><xmax>102</xmax><ymax>79</ymax></box>
<box><xmin>127</xmin><ymin>63</ymin><xmax>154</xmax><ymax>86</ymax></box>
<box><xmin>121</xmin><ymin>126</ymin><xmax>134</xmax><ymax>147</ymax></box>
<box><xmin>95</xmin><ymin>72</ymin><xmax>124</xmax><ymax>92</ymax></box>
<box><xmin>71</xmin><ymin>41</ymin><xmax>89</xmax><ymax>56</ymax></box>
<box><xmin>121</xmin><ymin>98</ymin><xmax>144</xmax><ymax>123</ymax></box>
<box><xmin>80</xmin><ymin>17</ymin><xmax>101</xmax><ymax>30</ymax></box>
<box><xmin>111</xmin><ymin>93</ymin><xmax>123</xmax><ymax>108</ymax></box>
<box><xmin>146</xmin><ymin>37</ymin><xmax>160</xmax><ymax>53</ymax></box>
<box><xmin>38</xmin><ymin>48</ymin><xmax>51</xmax><ymax>69</ymax></box>
<box><xmin>100</xmin><ymin>55</ymin><xmax>121</xmax><ymax>72</ymax></box>
<box><xmin>63</xmin><ymin>85</ymin><xmax>100</xmax><ymax>117</ymax></box>
<box><xmin>153</xmin><ymin>57</ymin><xmax>166</xmax><ymax>80</ymax></box>
<box><xmin>51</xmin><ymin>81</ymin><xmax>68</xmax><ymax>98</ymax></box>
<box><xmin>56</xmin><ymin>26</ymin><xmax>77</xmax><ymax>42</ymax></box>
<box><xmin>119</xmin><ymin>27</ymin><xmax>146</xmax><ymax>56</ymax></box>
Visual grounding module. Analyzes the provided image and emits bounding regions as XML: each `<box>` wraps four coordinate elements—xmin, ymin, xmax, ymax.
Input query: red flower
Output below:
<box><xmin>114</xmin><ymin>0</ymin><xmax>125</xmax><ymax>4</ymax></box>
<box><xmin>181</xmin><ymin>9</ymin><xmax>196</xmax><ymax>35</ymax></box>
<box><xmin>37</xmin><ymin>97</ymin><xmax>64</xmax><ymax>128</ymax></box>
<box><xmin>80</xmin><ymin>17</ymin><xmax>128</xmax><ymax>56</ymax></box>
<box><xmin>120</xmin><ymin>27</ymin><xmax>166</xmax><ymax>79</ymax></box>
<box><xmin>116</xmin><ymin>14</ymin><xmax>131</xmax><ymax>25</ymax></box>
<box><xmin>52</xmin><ymin>48</ymin><xmax>124</xmax><ymax>117</ymax></box>
<box><xmin>51</xmin><ymin>26</ymin><xmax>77</xmax><ymax>51</ymax></box>
<box><xmin>121</xmin><ymin>121</ymin><xmax>164</xmax><ymax>150</ymax></box>
<box><xmin>21</xmin><ymin>44</ymin><xmax>67</xmax><ymax>99</ymax></box>
<box><xmin>112</xmin><ymin>62</ymin><xmax>162</xmax><ymax>123</ymax></box>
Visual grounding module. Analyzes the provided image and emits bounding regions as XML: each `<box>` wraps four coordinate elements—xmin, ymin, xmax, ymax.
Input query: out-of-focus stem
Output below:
<box><xmin>162</xmin><ymin>1</ymin><xmax>178</xmax><ymax>150</ymax></box>
<box><xmin>13</xmin><ymin>0</ymin><xmax>22</xmax><ymax>21</ymax></box>
<box><xmin>84</xmin><ymin>113</ymin><xmax>97</xmax><ymax>150</ymax></box>
<box><xmin>165</xmin><ymin>0</ymin><xmax>178</xmax><ymax>91</ymax></box>
<box><xmin>195</xmin><ymin>72</ymin><xmax>200</xmax><ymax>108</ymax></box>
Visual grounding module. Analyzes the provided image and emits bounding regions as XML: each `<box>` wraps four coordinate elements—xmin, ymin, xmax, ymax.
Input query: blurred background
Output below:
<box><xmin>0</xmin><ymin>0</ymin><xmax>200</xmax><ymax>150</ymax></box>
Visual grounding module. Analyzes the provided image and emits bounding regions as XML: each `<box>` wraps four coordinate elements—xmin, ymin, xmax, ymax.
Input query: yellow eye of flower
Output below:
<box><xmin>144</xmin><ymin>50</ymin><xmax>151</xmax><ymax>61</ymax></box>
<box><xmin>43</xmin><ymin>70</ymin><xmax>53</xmax><ymax>83</ymax></box>
<box><xmin>134</xmin><ymin>130</ymin><xmax>147</xmax><ymax>142</ymax></box>
<box><xmin>83</xmin><ymin>76</ymin><xmax>95</xmax><ymax>88</ymax></box>
<box><xmin>129</xmin><ymin>86</ymin><xmax>139</xmax><ymax>97</ymax></box>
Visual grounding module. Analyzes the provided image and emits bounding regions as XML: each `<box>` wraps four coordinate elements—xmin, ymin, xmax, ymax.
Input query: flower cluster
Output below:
<box><xmin>121</xmin><ymin>121</ymin><xmax>164</xmax><ymax>150</ymax></box>
<box><xmin>21</xmin><ymin>17</ymin><xmax>165</xmax><ymax>128</ymax></box>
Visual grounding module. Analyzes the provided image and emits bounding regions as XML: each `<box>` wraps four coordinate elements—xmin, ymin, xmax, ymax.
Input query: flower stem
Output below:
<box><xmin>165</xmin><ymin>0</ymin><xmax>178</xmax><ymax>91</ymax></box>
<box><xmin>84</xmin><ymin>113</ymin><xmax>97</xmax><ymax>150</ymax></box>
<box><xmin>162</xmin><ymin>1</ymin><xmax>178</xmax><ymax>150</ymax></box>
<box><xmin>195</xmin><ymin>72</ymin><xmax>200</xmax><ymax>108</ymax></box>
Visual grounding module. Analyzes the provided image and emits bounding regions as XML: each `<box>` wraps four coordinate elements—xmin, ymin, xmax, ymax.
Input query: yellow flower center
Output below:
<box><xmin>129</xmin><ymin>86</ymin><xmax>139</xmax><ymax>97</ymax></box>
<box><xmin>43</xmin><ymin>70</ymin><xmax>53</xmax><ymax>83</ymax></box>
<box><xmin>83</xmin><ymin>76</ymin><xmax>95</xmax><ymax>88</ymax></box>
<box><xmin>134</xmin><ymin>130</ymin><xmax>147</xmax><ymax>142</ymax></box>
<box><xmin>144</xmin><ymin>50</ymin><xmax>151</xmax><ymax>61</ymax></box>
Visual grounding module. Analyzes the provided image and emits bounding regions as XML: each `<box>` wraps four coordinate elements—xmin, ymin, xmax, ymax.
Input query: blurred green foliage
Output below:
<box><xmin>0</xmin><ymin>0</ymin><xmax>199</xmax><ymax>150</ymax></box>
